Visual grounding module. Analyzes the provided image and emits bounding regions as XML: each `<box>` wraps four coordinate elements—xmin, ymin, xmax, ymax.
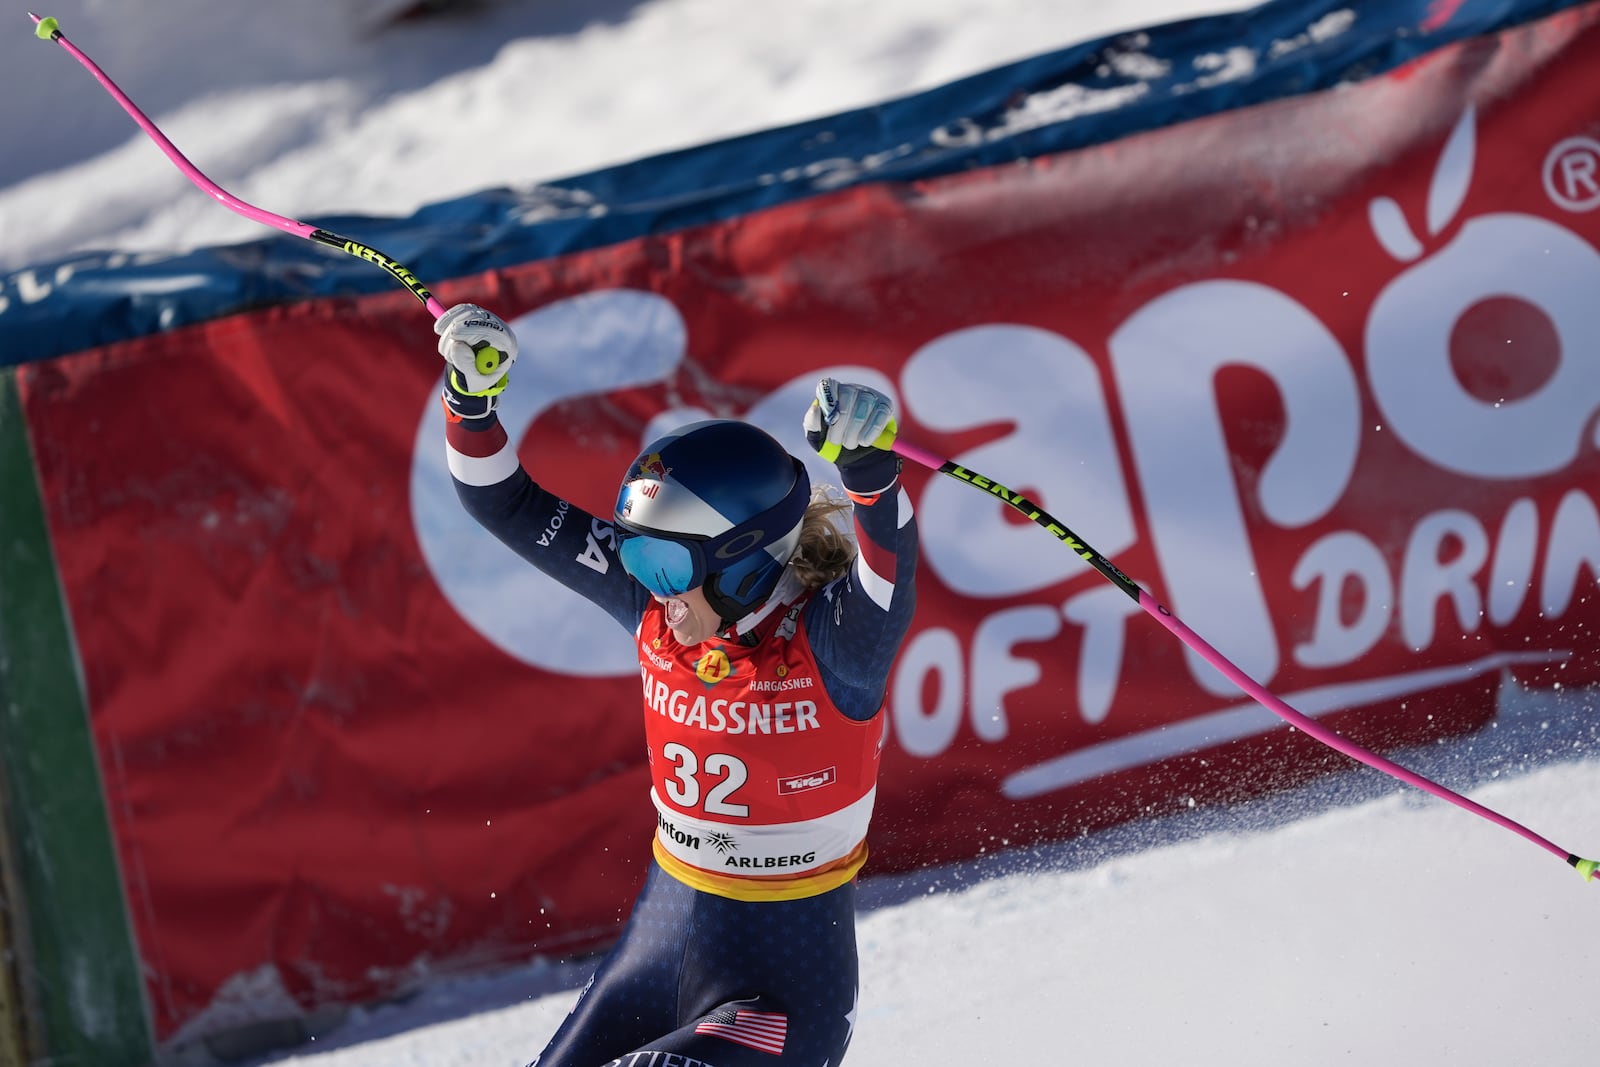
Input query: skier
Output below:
<box><xmin>433</xmin><ymin>303</ymin><xmax>919</xmax><ymax>1066</ymax></box>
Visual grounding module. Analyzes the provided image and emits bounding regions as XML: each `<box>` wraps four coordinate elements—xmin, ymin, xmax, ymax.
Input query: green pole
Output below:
<box><xmin>0</xmin><ymin>367</ymin><xmax>152</xmax><ymax>1065</ymax></box>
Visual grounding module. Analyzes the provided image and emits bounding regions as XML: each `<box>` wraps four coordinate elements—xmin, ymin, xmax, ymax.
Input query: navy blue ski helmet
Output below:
<box><xmin>614</xmin><ymin>420</ymin><xmax>810</xmax><ymax>622</ymax></box>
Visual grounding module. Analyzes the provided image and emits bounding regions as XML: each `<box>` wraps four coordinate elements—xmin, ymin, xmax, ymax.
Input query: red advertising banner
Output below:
<box><xmin>17</xmin><ymin>5</ymin><xmax>1600</xmax><ymax>1047</ymax></box>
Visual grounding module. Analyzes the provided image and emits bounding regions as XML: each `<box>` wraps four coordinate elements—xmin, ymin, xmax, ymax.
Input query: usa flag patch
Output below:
<box><xmin>694</xmin><ymin>1006</ymin><xmax>788</xmax><ymax>1054</ymax></box>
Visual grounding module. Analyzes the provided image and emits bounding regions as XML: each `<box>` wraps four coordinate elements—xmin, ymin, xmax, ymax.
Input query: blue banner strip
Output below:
<box><xmin>0</xmin><ymin>0</ymin><xmax>1587</xmax><ymax>365</ymax></box>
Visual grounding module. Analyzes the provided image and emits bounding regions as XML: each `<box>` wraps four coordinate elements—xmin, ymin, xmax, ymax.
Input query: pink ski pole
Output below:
<box><xmin>890</xmin><ymin>437</ymin><xmax>1598</xmax><ymax>886</ymax></box>
<box><xmin>33</xmin><ymin>11</ymin><xmax>1594</xmax><ymax>887</ymax></box>
<box><xmin>29</xmin><ymin>13</ymin><xmax>509</xmax><ymax>381</ymax></box>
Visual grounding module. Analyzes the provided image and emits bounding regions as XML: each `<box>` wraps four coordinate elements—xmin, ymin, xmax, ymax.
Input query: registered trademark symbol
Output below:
<box><xmin>1542</xmin><ymin>136</ymin><xmax>1600</xmax><ymax>212</ymax></box>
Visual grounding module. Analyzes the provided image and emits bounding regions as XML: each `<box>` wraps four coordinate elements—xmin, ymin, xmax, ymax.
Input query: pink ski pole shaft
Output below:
<box><xmin>30</xmin><ymin>14</ymin><xmax>509</xmax><ymax>380</ymax></box>
<box><xmin>890</xmin><ymin>437</ymin><xmax>1599</xmax><ymax>886</ymax></box>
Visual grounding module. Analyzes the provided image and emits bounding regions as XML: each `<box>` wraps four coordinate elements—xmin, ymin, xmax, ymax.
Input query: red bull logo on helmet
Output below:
<box><xmin>635</xmin><ymin>452</ymin><xmax>670</xmax><ymax>481</ymax></box>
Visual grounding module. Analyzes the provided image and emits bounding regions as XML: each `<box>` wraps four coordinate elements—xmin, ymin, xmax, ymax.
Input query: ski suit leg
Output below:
<box><xmin>532</xmin><ymin>862</ymin><xmax>859</xmax><ymax>1067</ymax></box>
<box><xmin>532</xmin><ymin>864</ymin><xmax>695</xmax><ymax>1066</ymax></box>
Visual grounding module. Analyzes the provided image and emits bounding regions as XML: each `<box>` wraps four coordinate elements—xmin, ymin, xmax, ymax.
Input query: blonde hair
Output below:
<box><xmin>789</xmin><ymin>488</ymin><xmax>856</xmax><ymax>591</ymax></box>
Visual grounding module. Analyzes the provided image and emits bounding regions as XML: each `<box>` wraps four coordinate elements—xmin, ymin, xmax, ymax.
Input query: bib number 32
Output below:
<box><xmin>660</xmin><ymin>742</ymin><xmax>750</xmax><ymax>817</ymax></box>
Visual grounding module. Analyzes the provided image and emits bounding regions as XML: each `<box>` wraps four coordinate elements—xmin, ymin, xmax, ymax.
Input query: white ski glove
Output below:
<box><xmin>435</xmin><ymin>303</ymin><xmax>519</xmax><ymax>396</ymax></box>
<box><xmin>803</xmin><ymin>377</ymin><xmax>897</xmax><ymax>465</ymax></box>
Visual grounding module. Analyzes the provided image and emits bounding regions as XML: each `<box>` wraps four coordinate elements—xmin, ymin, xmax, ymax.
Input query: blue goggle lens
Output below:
<box><xmin>618</xmin><ymin>534</ymin><xmax>700</xmax><ymax>598</ymax></box>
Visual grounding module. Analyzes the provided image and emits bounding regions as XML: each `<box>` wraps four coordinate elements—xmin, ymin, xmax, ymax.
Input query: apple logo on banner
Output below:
<box><xmin>1365</xmin><ymin>105</ymin><xmax>1600</xmax><ymax>480</ymax></box>
<box><xmin>410</xmin><ymin>289</ymin><xmax>686</xmax><ymax>677</ymax></box>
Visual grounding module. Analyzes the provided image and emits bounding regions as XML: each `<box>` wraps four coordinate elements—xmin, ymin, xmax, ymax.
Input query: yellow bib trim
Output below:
<box><xmin>653</xmin><ymin>839</ymin><xmax>869</xmax><ymax>901</ymax></box>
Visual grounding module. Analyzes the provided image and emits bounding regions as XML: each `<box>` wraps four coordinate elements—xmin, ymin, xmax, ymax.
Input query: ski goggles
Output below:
<box><xmin>617</xmin><ymin>532</ymin><xmax>708</xmax><ymax>599</ymax></box>
<box><xmin>616</xmin><ymin>483</ymin><xmax>809</xmax><ymax>599</ymax></box>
